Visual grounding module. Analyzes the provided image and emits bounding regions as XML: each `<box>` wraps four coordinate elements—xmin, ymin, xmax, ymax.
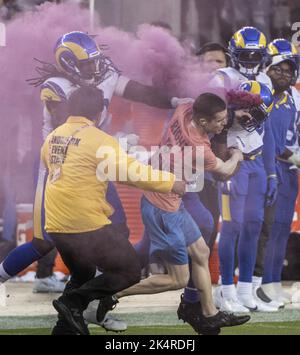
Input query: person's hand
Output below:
<box><xmin>266</xmin><ymin>176</ymin><xmax>278</xmax><ymax>207</ymax></box>
<box><xmin>171</xmin><ymin>180</ymin><xmax>186</xmax><ymax>197</ymax></box>
<box><xmin>171</xmin><ymin>97</ymin><xmax>195</xmax><ymax>108</ymax></box>
<box><xmin>229</xmin><ymin>148</ymin><xmax>244</xmax><ymax>162</ymax></box>
<box><xmin>221</xmin><ymin>179</ymin><xmax>239</xmax><ymax>198</ymax></box>
<box><xmin>116</xmin><ymin>132</ymin><xmax>140</xmax><ymax>151</ymax></box>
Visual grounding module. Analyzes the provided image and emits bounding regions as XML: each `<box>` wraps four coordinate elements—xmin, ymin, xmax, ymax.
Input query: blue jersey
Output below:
<box><xmin>269</xmin><ymin>93</ymin><xmax>296</xmax><ymax>157</ymax></box>
<box><xmin>283</xmin><ymin>87</ymin><xmax>300</xmax><ymax>170</ymax></box>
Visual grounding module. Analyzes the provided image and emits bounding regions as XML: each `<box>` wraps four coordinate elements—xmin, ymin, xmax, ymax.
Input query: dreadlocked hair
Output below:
<box><xmin>226</xmin><ymin>90</ymin><xmax>263</xmax><ymax>110</ymax></box>
<box><xmin>27</xmin><ymin>58</ymin><xmax>65</xmax><ymax>87</ymax></box>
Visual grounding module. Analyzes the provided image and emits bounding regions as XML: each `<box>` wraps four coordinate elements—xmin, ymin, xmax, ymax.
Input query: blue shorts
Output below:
<box><xmin>141</xmin><ymin>196</ymin><xmax>202</xmax><ymax>265</ymax></box>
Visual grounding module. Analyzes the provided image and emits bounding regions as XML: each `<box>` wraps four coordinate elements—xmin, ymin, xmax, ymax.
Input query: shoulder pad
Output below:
<box><xmin>40</xmin><ymin>77</ymin><xmax>76</xmax><ymax>103</ymax></box>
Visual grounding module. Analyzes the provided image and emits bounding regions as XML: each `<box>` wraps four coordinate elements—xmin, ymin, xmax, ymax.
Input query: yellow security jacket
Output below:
<box><xmin>41</xmin><ymin>116</ymin><xmax>175</xmax><ymax>234</ymax></box>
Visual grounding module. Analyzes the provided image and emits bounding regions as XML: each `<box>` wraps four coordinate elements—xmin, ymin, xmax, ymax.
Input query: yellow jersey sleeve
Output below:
<box><xmin>96</xmin><ymin>135</ymin><xmax>175</xmax><ymax>193</ymax></box>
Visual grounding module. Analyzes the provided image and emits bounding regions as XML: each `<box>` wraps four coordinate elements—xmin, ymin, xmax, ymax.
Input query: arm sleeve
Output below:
<box><xmin>96</xmin><ymin>135</ymin><xmax>176</xmax><ymax>193</ymax></box>
<box><xmin>41</xmin><ymin>140</ymin><xmax>49</xmax><ymax>169</ymax></box>
<box><xmin>262</xmin><ymin>119</ymin><xmax>276</xmax><ymax>176</ymax></box>
<box><xmin>121</xmin><ymin>79</ymin><xmax>173</xmax><ymax>109</ymax></box>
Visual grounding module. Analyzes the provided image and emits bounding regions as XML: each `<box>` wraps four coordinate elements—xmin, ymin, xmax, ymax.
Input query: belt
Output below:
<box><xmin>243</xmin><ymin>151</ymin><xmax>262</xmax><ymax>161</ymax></box>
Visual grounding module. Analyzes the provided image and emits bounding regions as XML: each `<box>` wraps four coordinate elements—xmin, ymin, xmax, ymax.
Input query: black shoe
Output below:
<box><xmin>52</xmin><ymin>298</ymin><xmax>90</xmax><ymax>336</ymax></box>
<box><xmin>204</xmin><ymin>311</ymin><xmax>250</xmax><ymax>329</ymax></box>
<box><xmin>51</xmin><ymin>315</ymin><xmax>79</xmax><ymax>335</ymax></box>
<box><xmin>177</xmin><ymin>294</ymin><xmax>220</xmax><ymax>336</ymax></box>
<box><xmin>96</xmin><ymin>295</ymin><xmax>119</xmax><ymax>323</ymax></box>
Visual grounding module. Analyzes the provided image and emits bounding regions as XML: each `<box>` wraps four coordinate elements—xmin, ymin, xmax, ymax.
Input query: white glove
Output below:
<box><xmin>288</xmin><ymin>153</ymin><xmax>300</xmax><ymax>166</ymax></box>
<box><xmin>171</xmin><ymin>97</ymin><xmax>195</xmax><ymax>108</ymax></box>
<box><xmin>115</xmin><ymin>132</ymin><xmax>140</xmax><ymax>151</ymax></box>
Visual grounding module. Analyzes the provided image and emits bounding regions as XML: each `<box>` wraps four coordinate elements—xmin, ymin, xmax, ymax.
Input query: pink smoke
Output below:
<box><xmin>0</xmin><ymin>1</ymin><xmax>208</xmax><ymax>190</ymax></box>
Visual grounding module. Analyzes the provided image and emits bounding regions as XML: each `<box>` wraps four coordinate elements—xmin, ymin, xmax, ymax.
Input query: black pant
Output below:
<box><xmin>50</xmin><ymin>224</ymin><xmax>141</xmax><ymax>310</ymax></box>
<box><xmin>254</xmin><ymin>203</ymin><xmax>277</xmax><ymax>278</ymax></box>
<box><xmin>36</xmin><ymin>249</ymin><xmax>57</xmax><ymax>279</ymax></box>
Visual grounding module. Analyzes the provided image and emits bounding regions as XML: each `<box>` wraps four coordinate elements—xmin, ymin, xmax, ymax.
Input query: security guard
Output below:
<box><xmin>43</xmin><ymin>86</ymin><xmax>184</xmax><ymax>335</ymax></box>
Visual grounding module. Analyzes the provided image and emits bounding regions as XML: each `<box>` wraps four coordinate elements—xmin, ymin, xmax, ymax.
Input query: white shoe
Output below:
<box><xmin>33</xmin><ymin>276</ymin><xmax>65</xmax><ymax>293</ymax></box>
<box><xmin>254</xmin><ymin>298</ymin><xmax>279</xmax><ymax>312</ymax></box>
<box><xmin>237</xmin><ymin>293</ymin><xmax>257</xmax><ymax>311</ymax></box>
<box><xmin>213</xmin><ymin>287</ymin><xmax>250</xmax><ymax>313</ymax></box>
<box><xmin>100</xmin><ymin>314</ymin><xmax>128</xmax><ymax>332</ymax></box>
<box><xmin>253</xmin><ymin>287</ymin><xmax>283</xmax><ymax>310</ymax></box>
<box><xmin>292</xmin><ymin>289</ymin><xmax>300</xmax><ymax>304</ymax></box>
<box><xmin>267</xmin><ymin>283</ymin><xmax>292</xmax><ymax>305</ymax></box>
<box><xmin>15</xmin><ymin>271</ymin><xmax>36</xmax><ymax>283</ymax></box>
<box><xmin>213</xmin><ymin>286</ymin><xmax>223</xmax><ymax>309</ymax></box>
<box><xmin>84</xmin><ymin>300</ymin><xmax>127</xmax><ymax>332</ymax></box>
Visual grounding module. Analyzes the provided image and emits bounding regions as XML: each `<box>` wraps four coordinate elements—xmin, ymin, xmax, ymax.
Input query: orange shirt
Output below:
<box><xmin>144</xmin><ymin>104</ymin><xmax>217</xmax><ymax>212</ymax></box>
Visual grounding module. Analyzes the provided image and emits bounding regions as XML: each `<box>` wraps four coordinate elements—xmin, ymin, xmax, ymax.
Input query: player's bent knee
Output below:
<box><xmin>32</xmin><ymin>237</ymin><xmax>55</xmax><ymax>256</ymax></box>
<box><xmin>171</xmin><ymin>276</ymin><xmax>189</xmax><ymax>290</ymax></box>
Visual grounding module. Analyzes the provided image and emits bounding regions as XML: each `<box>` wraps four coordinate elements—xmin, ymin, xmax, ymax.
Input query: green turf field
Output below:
<box><xmin>0</xmin><ymin>322</ymin><xmax>299</xmax><ymax>335</ymax></box>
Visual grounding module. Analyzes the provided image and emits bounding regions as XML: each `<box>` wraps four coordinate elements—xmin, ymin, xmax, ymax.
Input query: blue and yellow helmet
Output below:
<box><xmin>229</xmin><ymin>27</ymin><xmax>268</xmax><ymax>79</ymax></box>
<box><xmin>267</xmin><ymin>38</ymin><xmax>300</xmax><ymax>83</ymax></box>
<box><xmin>238</xmin><ymin>80</ymin><xmax>274</xmax><ymax>132</ymax></box>
<box><xmin>54</xmin><ymin>31</ymin><xmax>110</xmax><ymax>86</ymax></box>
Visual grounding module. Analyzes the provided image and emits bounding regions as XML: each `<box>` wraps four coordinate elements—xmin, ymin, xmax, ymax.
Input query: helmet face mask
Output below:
<box><xmin>239</xmin><ymin>106</ymin><xmax>267</xmax><ymax>132</ymax></box>
<box><xmin>229</xmin><ymin>27</ymin><xmax>267</xmax><ymax>79</ymax></box>
<box><xmin>230</xmin><ymin>80</ymin><xmax>274</xmax><ymax>132</ymax></box>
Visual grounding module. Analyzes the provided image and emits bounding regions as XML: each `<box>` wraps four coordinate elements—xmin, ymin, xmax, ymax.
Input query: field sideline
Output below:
<box><xmin>0</xmin><ymin>282</ymin><xmax>300</xmax><ymax>335</ymax></box>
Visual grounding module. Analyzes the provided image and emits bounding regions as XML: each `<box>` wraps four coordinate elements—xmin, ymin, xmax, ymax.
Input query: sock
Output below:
<box><xmin>183</xmin><ymin>259</ymin><xmax>200</xmax><ymax>304</ymax></box>
<box><xmin>238</xmin><ymin>221</ymin><xmax>262</xmax><ymax>283</ymax></box>
<box><xmin>252</xmin><ymin>276</ymin><xmax>262</xmax><ymax>289</ymax></box>
<box><xmin>222</xmin><ymin>284</ymin><xmax>236</xmax><ymax>300</ymax></box>
<box><xmin>2</xmin><ymin>241</ymin><xmax>42</xmax><ymax>277</ymax></box>
<box><xmin>0</xmin><ymin>263</ymin><xmax>11</xmax><ymax>283</ymax></box>
<box><xmin>219</xmin><ymin>221</ymin><xmax>241</xmax><ymax>285</ymax></box>
<box><xmin>237</xmin><ymin>281</ymin><xmax>252</xmax><ymax>297</ymax></box>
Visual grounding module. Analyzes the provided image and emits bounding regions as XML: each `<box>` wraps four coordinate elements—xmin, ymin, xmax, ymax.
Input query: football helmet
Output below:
<box><xmin>238</xmin><ymin>80</ymin><xmax>274</xmax><ymax>132</ymax></box>
<box><xmin>54</xmin><ymin>31</ymin><xmax>114</xmax><ymax>86</ymax></box>
<box><xmin>267</xmin><ymin>38</ymin><xmax>300</xmax><ymax>85</ymax></box>
<box><xmin>229</xmin><ymin>27</ymin><xmax>268</xmax><ymax>79</ymax></box>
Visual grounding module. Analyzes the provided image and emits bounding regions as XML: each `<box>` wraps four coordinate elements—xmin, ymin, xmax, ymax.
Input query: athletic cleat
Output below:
<box><xmin>208</xmin><ymin>311</ymin><xmax>251</xmax><ymax>328</ymax></box>
<box><xmin>96</xmin><ymin>295</ymin><xmax>119</xmax><ymax>324</ymax></box>
<box><xmin>51</xmin><ymin>315</ymin><xmax>78</xmax><ymax>335</ymax></box>
<box><xmin>177</xmin><ymin>294</ymin><xmax>250</xmax><ymax>335</ymax></box>
<box><xmin>53</xmin><ymin>298</ymin><xmax>89</xmax><ymax>336</ymax></box>
<box><xmin>33</xmin><ymin>276</ymin><xmax>66</xmax><ymax>293</ymax></box>
<box><xmin>253</xmin><ymin>287</ymin><xmax>283</xmax><ymax>310</ymax></box>
<box><xmin>83</xmin><ymin>300</ymin><xmax>127</xmax><ymax>332</ymax></box>
<box><xmin>177</xmin><ymin>294</ymin><xmax>220</xmax><ymax>335</ymax></box>
<box><xmin>262</xmin><ymin>283</ymin><xmax>291</xmax><ymax>305</ymax></box>
<box><xmin>272</xmin><ymin>283</ymin><xmax>292</xmax><ymax>304</ymax></box>
<box><xmin>101</xmin><ymin>314</ymin><xmax>128</xmax><ymax>332</ymax></box>
<box><xmin>213</xmin><ymin>287</ymin><xmax>250</xmax><ymax>313</ymax></box>
<box><xmin>237</xmin><ymin>293</ymin><xmax>258</xmax><ymax>312</ymax></box>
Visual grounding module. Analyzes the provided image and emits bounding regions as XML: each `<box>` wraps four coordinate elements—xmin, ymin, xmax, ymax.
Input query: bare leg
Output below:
<box><xmin>188</xmin><ymin>238</ymin><xmax>217</xmax><ymax>317</ymax></box>
<box><xmin>117</xmin><ymin>263</ymin><xmax>189</xmax><ymax>298</ymax></box>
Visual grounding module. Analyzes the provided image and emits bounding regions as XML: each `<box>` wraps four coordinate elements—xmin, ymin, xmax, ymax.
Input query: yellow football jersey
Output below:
<box><xmin>41</xmin><ymin>116</ymin><xmax>175</xmax><ymax>234</ymax></box>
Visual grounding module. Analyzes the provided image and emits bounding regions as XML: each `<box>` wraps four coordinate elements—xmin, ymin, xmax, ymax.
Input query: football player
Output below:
<box><xmin>258</xmin><ymin>39</ymin><xmax>300</xmax><ymax>305</ymax></box>
<box><xmin>214</xmin><ymin>80</ymin><xmax>278</xmax><ymax>313</ymax></box>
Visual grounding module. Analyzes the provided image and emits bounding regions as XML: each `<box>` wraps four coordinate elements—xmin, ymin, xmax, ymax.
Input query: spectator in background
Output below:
<box><xmin>196</xmin><ymin>42</ymin><xmax>230</xmax><ymax>75</ymax></box>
